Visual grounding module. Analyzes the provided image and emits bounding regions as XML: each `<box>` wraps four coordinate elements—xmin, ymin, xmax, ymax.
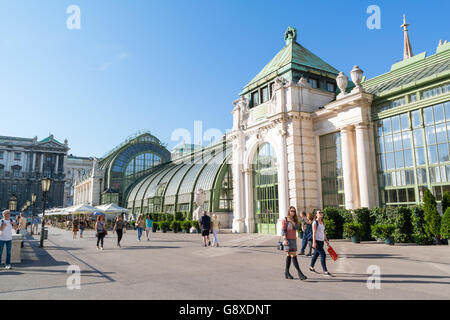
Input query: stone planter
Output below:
<box><xmin>432</xmin><ymin>237</ymin><xmax>440</xmax><ymax>245</ymax></box>
<box><xmin>351</xmin><ymin>236</ymin><xmax>360</xmax><ymax>243</ymax></box>
<box><xmin>384</xmin><ymin>237</ymin><xmax>395</xmax><ymax>245</ymax></box>
<box><xmin>161</xmin><ymin>229</ymin><xmax>168</xmax><ymax>233</ymax></box>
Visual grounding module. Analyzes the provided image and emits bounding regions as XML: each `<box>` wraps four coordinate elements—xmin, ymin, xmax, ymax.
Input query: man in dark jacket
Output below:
<box><xmin>198</xmin><ymin>211</ymin><xmax>211</xmax><ymax>247</ymax></box>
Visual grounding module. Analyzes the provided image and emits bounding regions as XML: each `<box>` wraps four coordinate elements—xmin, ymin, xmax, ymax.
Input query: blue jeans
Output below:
<box><xmin>300</xmin><ymin>236</ymin><xmax>312</xmax><ymax>254</ymax></box>
<box><xmin>310</xmin><ymin>240</ymin><xmax>327</xmax><ymax>272</ymax></box>
<box><xmin>137</xmin><ymin>227</ymin><xmax>143</xmax><ymax>240</ymax></box>
<box><xmin>0</xmin><ymin>240</ymin><xmax>12</xmax><ymax>265</ymax></box>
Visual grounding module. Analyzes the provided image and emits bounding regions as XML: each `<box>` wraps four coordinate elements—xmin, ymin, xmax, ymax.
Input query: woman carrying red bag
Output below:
<box><xmin>309</xmin><ymin>210</ymin><xmax>333</xmax><ymax>277</ymax></box>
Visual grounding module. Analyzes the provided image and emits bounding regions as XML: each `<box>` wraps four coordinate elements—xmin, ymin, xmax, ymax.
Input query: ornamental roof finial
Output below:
<box><xmin>284</xmin><ymin>26</ymin><xmax>297</xmax><ymax>45</ymax></box>
<box><xmin>401</xmin><ymin>14</ymin><xmax>414</xmax><ymax>60</ymax></box>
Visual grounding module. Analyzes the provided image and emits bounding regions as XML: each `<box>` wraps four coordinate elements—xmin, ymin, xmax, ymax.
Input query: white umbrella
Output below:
<box><xmin>95</xmin><ymin>203</ymin><xmax>128</xmax><ymax>214</ymax></box>
<box><xmin>65</xmin><ymin>204</ymin><xmax>98</xmax><ymax>214</ymax></box>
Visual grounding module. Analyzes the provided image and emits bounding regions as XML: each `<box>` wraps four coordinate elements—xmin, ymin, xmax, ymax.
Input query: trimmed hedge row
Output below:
<box><xmin>322</xmin><ymin>188</ymin><xmax>450</xmax><ymax>244</ymax></box>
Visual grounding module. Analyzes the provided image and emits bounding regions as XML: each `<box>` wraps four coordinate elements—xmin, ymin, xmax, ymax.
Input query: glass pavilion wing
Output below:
<box><xmin>127</xmin><ymin>164</ymin><xmax>169</xmax><ymax>208</ymax></box>
<box><xmin>195</xmin><ymin>148</ymin><xmax>232</xmax><ymax>192</ymax></box>
<box><xmin>177</xmin><ymin>153</ymin><xmax>216</xmax><ymax>195</ymax></box>
<box><xmin>163</xmin><ymin>164</ymin><xmax>194</xmax><ymax>198</ymax></box>
<box><xmin>135</xmin><ymin>164</ymin><xmax>176</xmax><ymax>206</ymax></box>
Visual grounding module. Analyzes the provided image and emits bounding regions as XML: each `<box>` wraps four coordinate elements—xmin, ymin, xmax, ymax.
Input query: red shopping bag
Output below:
<box><xmin>327</xmin><ymin>245</ymin><xmax>338</xmax><ymax>261</ymax></box>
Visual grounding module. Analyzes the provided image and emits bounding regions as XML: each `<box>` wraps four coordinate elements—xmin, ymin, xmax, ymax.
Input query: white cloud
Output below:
<box><xmin>98</xmin><ymin>52</ymin><xmax>129</xmax><ymax>71</ymax></box>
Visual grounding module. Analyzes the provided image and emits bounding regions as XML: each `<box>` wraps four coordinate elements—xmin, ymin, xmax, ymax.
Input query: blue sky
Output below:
<box><xmin>0</xmin><ymin>0</ymin><xmax>448</xmax><ymax>157</ymax></box>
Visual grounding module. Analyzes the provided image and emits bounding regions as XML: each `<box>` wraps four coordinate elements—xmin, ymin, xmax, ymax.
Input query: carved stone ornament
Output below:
<box><xmin>284</xmin><ymin>26</ymin><xmax>297</xmax><ymax>45</ymax></box>
<box><xmin>274</xmin><ymin>76</ymin><xmax>287</xmax><ymax>90</ymax></box>
<box><xmin>336</xmin><ymin>72</ymin><xmax>348</xmax><ymax>99</ymax></box>
<box><xmin>297</xmin><ymin>76</ymin><xmax>310</xmax><ymax>88</ymax></box>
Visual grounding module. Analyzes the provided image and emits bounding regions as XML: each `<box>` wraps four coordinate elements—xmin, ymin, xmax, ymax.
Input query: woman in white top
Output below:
<box><xmin>309</xmin><ymin>210</ymin><xmax>332</xmax><ymax>276</ymax></box>
<box><xmin>211</xmin><ymin>214</ymin><xmax>221</xmax><ymax>247</ymax></box>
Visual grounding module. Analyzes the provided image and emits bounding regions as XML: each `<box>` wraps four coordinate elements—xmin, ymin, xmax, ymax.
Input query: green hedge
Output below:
<box><xmin>394</xmin><ymin>207</ymin><xmax>413</xmax><ymax>243</ymax></box>
<box><xmin>441</xmin><ymin>208</ymin><xmax>450</xmax><ymax>239</ymax></box>
<box><xmin>353</xmin><ymin>208</ymin><xmax>374</xmax><ymax>241</ymax></box>
<box><xmin>343</xmin><ymin>222</ymin><xmax>363</xmax><ymax>238</ymax></box>
<box><xmin>423</xmin><ymin>188</ymin><xmax>441</xmax><ymax>238</ymax></box>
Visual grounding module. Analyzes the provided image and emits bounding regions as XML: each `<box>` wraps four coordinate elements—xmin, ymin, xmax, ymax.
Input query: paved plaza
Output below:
<box><xmin>1</xmin><ymin>227</ymin><xmax>449</xmax><ymax>300</ymax></box>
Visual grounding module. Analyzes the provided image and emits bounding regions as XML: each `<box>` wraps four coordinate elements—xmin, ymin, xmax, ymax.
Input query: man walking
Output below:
<box><xmin>198</xmin><ymin>211</ymin><xmax>211</xmax><ymax>247</ymax></box>
<box><xmin>18</xmin><ymin>213</ymin><xmax>28</xmax><ymax>248</ymax></box>
<box><xmin>0</xmin><ymin>210</ymin><xmax>18</xmax><ymax>270</ymax></box>
<box><xmin>32</xmin><ymin>216</ymin><xmax>39</xmax><ymax>235</ymax></box>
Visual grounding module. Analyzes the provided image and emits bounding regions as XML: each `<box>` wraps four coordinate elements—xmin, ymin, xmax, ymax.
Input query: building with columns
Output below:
<box><xmin>74</xmin><ymin>20</ymin><xmax>450</xmax><ymax>236</ymax></box>
<box><xmin>229</xmin><ymin>22</ymin><xmax>450</xmax><ymax>234</ymax></box>
<box><xmin>64</xmin><ymin>155</ymin><xmax>95</xmax><ymax>207</ymax></box>
<box><xmin>0</xmin><ymin>134</ymin><xmax>69</xmax><ymax>213</ymax></box>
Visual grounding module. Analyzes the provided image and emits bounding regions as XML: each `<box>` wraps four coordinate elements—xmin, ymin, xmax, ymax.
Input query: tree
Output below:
<box><xmin>441</xmin><ymin>191</ymin><xmax>450</xmax><ymax>215</ymax></box>
<box><xmin>440</xmin><ymin>207</ymin><xmax>450</xmax><ymax>240</ymax></box>
<box><xmin>422</xmin><ymin>188</ymin><xmax>441</xmax><ymax>239</ymax></box>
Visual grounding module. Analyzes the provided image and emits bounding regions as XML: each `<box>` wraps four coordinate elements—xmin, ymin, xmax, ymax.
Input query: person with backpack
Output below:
<box><xmin>198</xmin><ymin>211</ymin><xmax>211</xmax><ymax>247</ymax></box>
<box><xmin>309</xmin><ymin>210</ymin><xmax>333</xmax><ymax>276</ymax></box>
<box><xmin>282</xmin><ymin>206</ymin><xmax>307</xmax><ymax>280</ymax></box>
<box><xmin>299</xmin><ymin>212</ymin><xmax>314</xmax><ymax>256</ymax></box>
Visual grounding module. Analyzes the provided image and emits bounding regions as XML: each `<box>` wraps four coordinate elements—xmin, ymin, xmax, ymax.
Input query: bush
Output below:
<box><xmin>343</xmin><ymin>222</ymin><xmax>363</xmax><ymax>238</ymax></box>
<box><xmin>181</xmin><ymin>220</ymin><xmax>192</xmax><ymax>232</ymax></box>
<box><xmin>174</xmin><ymin>212</ymin><xmax>185</xmax><ymax>221</ymax></box>
<box><xmin>339</xmin><ymin>208</ymin><xmax>354</xmax><ymax>224</ymax></box>
<box><xmin>323</xmin><ymin>218</ymin><xmax>337</xmax><ymax>239</ymax></box>
<box><xmin>394</xmin><ymin>207</ymin><xmax>413</xmax><ymax>243</ymax></box>
<box><xmin>324</xmin><ymin>207</ymin><xmax>344</xmax><ymax>239</ymax></box>
<box><xmin>379</xmin><ymin>224</ymin><xmax>395</xmax><ymax>239</ymax></box>
<box><xmin>129</xmin><ymin>221</ymin><xmax>136</xmax><ymax>228</ymax></box>
<box><xmin>371</xmin><ymin>207</ymin><xmax>396</xmax><ymax>225</ymax></box>
<box><xmin>192</xmin><ymin>220</ymin><xmax>200</xmax><ymax>232</ymax></box>
<box><xmin>411</xmin><ymin>207</ymin><xmax>432</xmax><ymax>245</ymax></box>
<box><xmin>440</xmin><ymin>207</ymin><xmax>450</xmax><ymax>239</ymax></box>
<box><xmin>353</xmin><ymin>208</ymin><xmax>374</xmax><ymax>240</ymax></box>
<box><xmin>423</xmin><ymin>188</ymin><xmax>441</xmax><ymax>238</ymax></box>
<box><xmin>170</xmin><ymin>221</ymin><xmax>181</xmax><ymax>233</ymax></box>
<box><xmin>159</xmin><ymin>221</ymin><xmax>170</xmax><ymax>232</ymax></box>
<box><xmin>441</xmin><ymin>191</ymin><xmax>450</xmax><ymax>215</ymax></box>
<box><xmin>371</xmin><ymin>224</ymin><xmax>384</xmax><ymax>239</ymax></box>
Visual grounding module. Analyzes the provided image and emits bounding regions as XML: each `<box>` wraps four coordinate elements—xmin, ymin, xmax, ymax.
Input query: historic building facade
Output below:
<box><xmin>64</xmin><ymin>155</ymin><xmax>95</xmax><ymax>207</ymax></box>
<box><xmin>230</xmin><ymin>23</ymin><xmax>450</xmax><ymax>234</ymax></box>
<box><xmin>0</xmin><ymin>134</ymin><xmax>69</xmax><ymax>213</ymax></box>
<box><xmin>72</xmin><ymin>20</ymin><xmax>450</xmax><ymax>236</ymax></box>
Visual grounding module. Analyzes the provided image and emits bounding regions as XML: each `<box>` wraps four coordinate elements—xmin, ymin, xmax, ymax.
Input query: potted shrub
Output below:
<box><xmin>423</xmin><ymin>187</ymin><xmax>442</xmax><ymax>244</ymax></box>
<box><xmin>152</xmin><ymin>222</ymin><xmax>159</xmax><ymax>232</ymax></box>
<box><xmin>371</xmin><ymin>224</ymin><xmax>384</xmax><ymax>242</ymax></box>
<box><xmin>343</xmin><ymin>222</ymin><xmax>363</xmax><ymax>243</ymax></box>
<box><xmin>441</xmin><ymin>208</ymin><xmax>450</xmax><ymax>245</ymax></box>
<box><xmin>160</xmin><ymin>221</ymin><xmax>170</xmax><ymax>233</ymax></box>
<box><xmin>182</xmin><ymin>220</ymin><xmax>192</xmax><ymax>233</ymax></box>
<box><xmin>380</xmin><ymin>224</ymin><xmax>396</xmax><ymax>245</ymax></box>
<box><xmin>170</xmin><ymin>221</ymin><xmax>181</xmax><ymax>233</ymax></box>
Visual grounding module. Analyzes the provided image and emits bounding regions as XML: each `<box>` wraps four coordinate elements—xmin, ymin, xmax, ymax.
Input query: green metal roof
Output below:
<box><xmin>40</xmin><ymin>136</ymin><xmax>63</xmax><ymax>144</ymax></box>
<box><xmin>241</xmin><ymin>29</ymin><xmax>339</xmax><ymax>95</ymax></box>
<box><xmin>362</xmin><ymin>42</ymin><xmax>450</xmax><ymax>97</ymax></box>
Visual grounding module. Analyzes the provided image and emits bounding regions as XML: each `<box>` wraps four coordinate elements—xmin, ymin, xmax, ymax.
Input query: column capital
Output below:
<box><xmin>355</xmin><ymin>122</ymin><xmax>370</xmax><ymax>130</ymax></box>
<box><xmin>339</xmin><ymin>125</ymin><xmax>354</xmax><ymax>133</ymax></box>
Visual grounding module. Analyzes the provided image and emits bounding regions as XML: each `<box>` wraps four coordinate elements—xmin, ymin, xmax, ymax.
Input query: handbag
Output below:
<box><xmin>327</xmin><ymin>245</ymin><xmax>338</xmax><ymax>261</ymax></box>
<box><xmin>277</xmin><ymin>237</ymin><xmax>284</xmax><ymax>250</ymax></box>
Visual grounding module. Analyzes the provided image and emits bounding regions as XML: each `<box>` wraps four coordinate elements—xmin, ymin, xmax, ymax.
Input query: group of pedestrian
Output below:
<box><xmin>198</xmin><ymin>211</ymin><xmax>221</xmax><ymax>247</ymax></box>
<box><xmin>282</xmin><ymin>207</ymin><xmax>332</xmax><ymax>280</ymax></box>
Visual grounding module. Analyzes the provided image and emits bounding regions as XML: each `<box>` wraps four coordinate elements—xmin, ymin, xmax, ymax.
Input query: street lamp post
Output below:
<box><xmin>39</xmin><ymin>178</ymin><xmax>52</xmax><ymax>248</ymax></box>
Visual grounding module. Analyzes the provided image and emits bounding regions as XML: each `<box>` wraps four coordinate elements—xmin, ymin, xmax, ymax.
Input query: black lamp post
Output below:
<box><xmin>39</xmin><ymin>178</ymin><xmax>52</xmax><ymax>248</ymax></box>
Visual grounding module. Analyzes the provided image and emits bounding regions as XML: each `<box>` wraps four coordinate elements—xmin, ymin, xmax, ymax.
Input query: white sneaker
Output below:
<box><xmin>5</xmin><ymin>265</ymin><xmax>11</xmax><ymax>270</ymax></box>
<box><xmin>100</xmin><ymin>247</ymin><xmax>104</xmax><ymax>251</ymax></box>
<box><xmin>96</xmin><ymin>246</ymin><xmax>99</xmax><ymax>250</ymax></box>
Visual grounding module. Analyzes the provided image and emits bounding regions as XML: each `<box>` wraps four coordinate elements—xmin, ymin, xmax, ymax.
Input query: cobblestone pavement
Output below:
<box><xmin>1</xmin><ymin>227</ymin><xmax>449</xmax><ymax>300</ymax></box>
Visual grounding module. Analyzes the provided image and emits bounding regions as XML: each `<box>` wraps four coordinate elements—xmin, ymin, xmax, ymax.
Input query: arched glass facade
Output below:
<box><xmin>98</xmin><ymin>132</ymin><xmax>170</xmax><ymax>206</ymax></box>
<box><xmin>126</xmin><ymin>143</ymin><xmax>232</xmax><ymax>217</ymax></box>
<box><xmin>253</xmin><ymin>143</ymin><xmax>279</xmax><ymax>234</ymax></box>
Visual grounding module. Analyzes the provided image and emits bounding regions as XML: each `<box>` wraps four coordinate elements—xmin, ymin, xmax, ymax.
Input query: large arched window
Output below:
<box><xmin>253</xmin><ymin>143</ymin><xmax>279</xmax><ymax>234</ymax></box>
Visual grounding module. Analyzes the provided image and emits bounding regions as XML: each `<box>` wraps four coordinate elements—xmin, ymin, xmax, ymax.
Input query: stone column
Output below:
<box><xmin>232</xmin><ymin>135</ymin><xmax>245</xmax><ymax>233</ymax></box>
<box><xmin>277</xmin><ymin>128</ymin><xmax>290</xmax><ymax>235</ymax></box>
<box><xmin>243</xmin><ymin>166</ymin><xmax>255</xmax><ymax>233</ymax></box>
<box><xmin>55</xmin><ymin>154</ymin><xmax>59</xmax><ymax>174</ymax></box>
<box><xmin>355</xmin><ymin>123</ymin><xmax>373</xmax><ymax>208</ymax></box>
<box><xmin>32</xmin><ymin>153</ymin><xmax>36</xmax><ymax>172</ymax></box>
<box><xmin>40</xmin><ymin>153</ymin><xmax>44</xmax><ymax>173</ymax></box>
<box><xmin>340</xmin><ymin>126</ymin><xmax>358</xmax><ymax>209</ymax></box>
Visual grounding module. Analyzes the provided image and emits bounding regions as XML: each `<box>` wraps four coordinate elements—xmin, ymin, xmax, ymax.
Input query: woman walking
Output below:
<box><xmin>95</xmin><ymin>215</ymin><xmax>107</xmax><ymax>250</ymax></box>
<box><xmin>211</xmin><ymin>214</ymin><xmax>221</xmax><ymax>247</ymax></box>
<box><xmin>299</xmin><ymin>212</ymin><xmax>314</xmax><ymax>256</ymax></box>
<box><xmin>145</xmin><ymin>215</ymin><xmax>152</xmax><ymax>241</ymax></box>
<box><xmin>282</xmin><ymin>206</ymin><xmax>307</xmax><ymax>280</ymax></box>
<box><xmin>113</xmin><ymin>215</ymin><xmax>125</xmax><ymax>248</ymax></box>
<box><xmin>79</xmin><ymin>219</ymin><xmax>85</xmax><ymax>238</ymax></box>
<box><xmin>72</xmin><ymin>217</ymin><xmax>79</xmax><ymax>239</ymax></box>
<box><xmin>136</xmin><ymin>215</ymin><xmax>145</xmax><ymax>242</ymax></box>
<box><xmin>309</xmin><ymin>210</ymin><xmax>332</xmax><ymax>276</ymax></box>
